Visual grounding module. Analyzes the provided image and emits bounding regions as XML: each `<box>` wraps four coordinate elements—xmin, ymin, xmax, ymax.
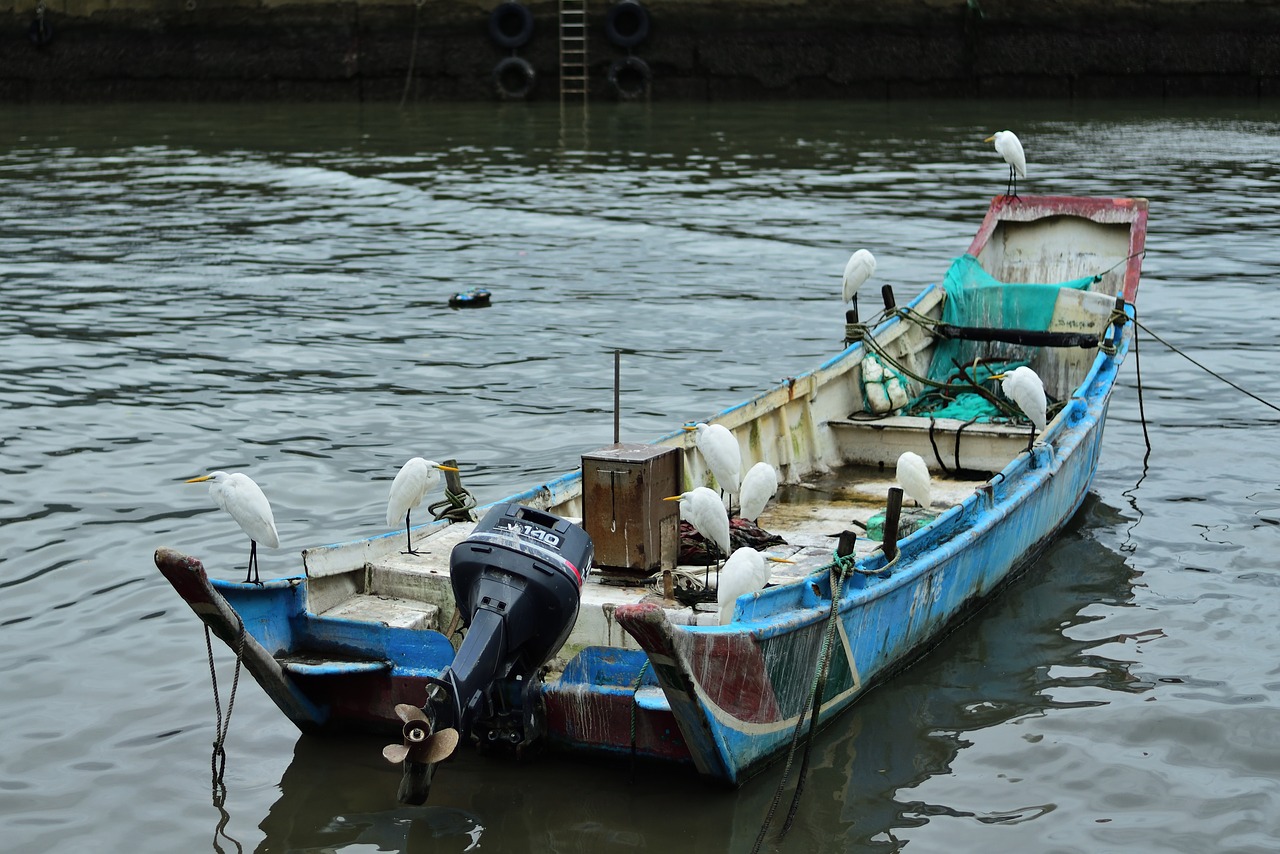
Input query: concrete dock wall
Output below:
<box><xmin>2</xmin><ymin>0</ymin><xmax>1277</xmax><ymax>101</ymax></box>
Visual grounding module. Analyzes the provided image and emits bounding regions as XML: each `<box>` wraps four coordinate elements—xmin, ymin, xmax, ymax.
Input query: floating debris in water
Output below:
<box><xmin>449</xmin><ymin>288</ymin><xmax>492</xmax><ymax>308</ymax></box>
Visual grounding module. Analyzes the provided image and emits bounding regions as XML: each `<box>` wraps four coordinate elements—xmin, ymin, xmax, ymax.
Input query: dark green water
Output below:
<box><xmin>2</xmin><ymin>99</ymin><xmax>1279</xmax><ymax>853</ymax></box>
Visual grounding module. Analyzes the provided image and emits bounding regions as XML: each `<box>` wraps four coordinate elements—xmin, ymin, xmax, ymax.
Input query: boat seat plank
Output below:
<box><xmin>281</xmin><ymin>658</ymin><xmax>391</xmax><ymax>676</ymax></box>
<box><xmin>319</xmin><ymin>593</ymin><xmax>442</xmax><ymax>631</ymax></box>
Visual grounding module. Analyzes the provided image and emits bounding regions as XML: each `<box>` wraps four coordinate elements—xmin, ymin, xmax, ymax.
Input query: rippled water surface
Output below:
<box><xmin>2</xmin><ymin>99</ymin><xmax>1279</xmax><ymax>853</ymax></box>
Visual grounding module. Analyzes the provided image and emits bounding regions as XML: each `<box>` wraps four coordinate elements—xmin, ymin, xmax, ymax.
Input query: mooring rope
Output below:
<box><xmin>1134</xmin><ymin>316</ymin><xmax>1280</xmax><ymax>416</ymax></box>
<box><xmin>205</xmin><ymin>614</ymin><xmax>245</xmax><ymax>805</ymax></box>
<box><xmin>629</xmin><ymin>659</ymin><xmax>651</xmax><ymax>784</ymax></box>
<box><xmin>399</xmin><ymin>0</ymin><xmax>426</xmax><ymax>108</ymax></box>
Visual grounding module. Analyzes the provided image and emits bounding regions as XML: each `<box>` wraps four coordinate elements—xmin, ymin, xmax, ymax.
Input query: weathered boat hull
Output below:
<box><xmin>155</xmin><ymin>194</ymin><xmax>1148</xmax><ymax>785</ymax></box>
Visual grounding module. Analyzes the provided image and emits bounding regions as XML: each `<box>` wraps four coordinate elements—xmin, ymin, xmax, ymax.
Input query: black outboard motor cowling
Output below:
<box><xmin>433</xmin><ymin>503</ymin><xmax>592</xmax><ymax>749</ymax></box>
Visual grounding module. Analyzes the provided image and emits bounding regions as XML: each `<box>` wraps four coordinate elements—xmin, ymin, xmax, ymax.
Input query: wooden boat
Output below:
<box><xmin>155</xmin><ymin>194</ymin><xmax>1148</xmax><ymax>793</ymax></box>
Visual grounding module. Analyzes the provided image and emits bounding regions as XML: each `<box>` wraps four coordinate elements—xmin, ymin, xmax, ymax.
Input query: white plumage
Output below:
<box><xmin>996</xmin><ymin>366</ymin><xmax>1048</xmax><ymax>433</ymax></box>
<box><xmin>984</xmin><ymin>130</ymin><xmax>1027</xmax><ymax>196</ymax></box>
<box><xmin>738</xmin><ymin>461</ymin><xmax>779</xmax><ymax>523</ymax></box>
<box><xmin>387</xmin><ymin>458</ymin><xmax>459</xmax><ymax>553</ymax></box>
<box><xmin>186</xmin><ymin>470</ymin><xmax>279</xmax><ymax>584</ymax></box>
<box><xmin>686</xmin><ymin>423</ymin><xmax>741</xmax><ymax>500</ymax></box>
<box><xmin>665</xmin><ymin>486</ymin><xmax>731</xmax><ymax>558</ymax></box>
<box><xmin>842</xmin><ymin>249</ymin><xmax>877</xmax><ymax>303</ymax></box>
<box><xmin>895</xmin><ymin>451</ymin><xmax>932</xmax><ymax>510</ymax></box>
<box><xmin>717</xmin><ymin>547</ymin><xmax>772</xmax><ymax>624</ymax></box>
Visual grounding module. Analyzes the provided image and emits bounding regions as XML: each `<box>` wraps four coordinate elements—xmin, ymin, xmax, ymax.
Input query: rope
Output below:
<box><xmin>1134</xmin><ymin>316</ymin><xmax>1280</xmax><ymax>416</ymax></box>
<box><xmin>399</xmin><ymin>0</ymin><xmax>426</xmax><ymax>108</ymax></box>
<box><xmin>429</xmin><ymin>483</ymin><xmax>478</xmax><ymax>523</ymax></box>
<box><xmin>751</xmin><ymin>550</ymin><xmax>858</xmax><ymax>854</ymax></box>
<box><xmin>1131</xmin><ymin>308</ymin><xmax>1152</xmax><ymax>463</ymax></box>
<box><xmin>629</xmin><ymin>659</ymin><xmax>651</xmax><ymax>784</ymax></box>
<box><xmin>205</xmin><ymin>614</ymin><xmax>245</xmax><ymax>806</ymax></box>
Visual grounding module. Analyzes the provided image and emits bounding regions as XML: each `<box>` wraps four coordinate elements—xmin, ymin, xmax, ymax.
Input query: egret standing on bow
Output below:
<box><xmin>842</xmin><ymin>249</ymin><xmax>877</xmax><ymax>304</ymax></box>
<box><xmin>739</xmin><ymin>461</ymin><xmax>779</xmax><ymax>524</ymax></box>
<box><xmin>387</xmin><ymin>458</ymin><xmax>459</xmax><ymax>555</ymax></box>
<box><xmin>186</xmin><ymin>471</ymin><xmax>279</xmax><ymax>585</ymax></box>
<box><xmin>991</xmin><ymin>366</ymin><xmax>1047</xmax><ymax>449</ymax></box>
<box><xmin>895</xmin><ymin>451</ymin><xmax>932</xmax><ymax>510</ymax></box>
<box><xmin>664</xmin><ymin>486</ymin><xmax>731</xmax><ymax>583</ymax></box>
<box><xmin>984</xmin><ymin>130</ymin><xmax>1027</xmax><ymax>199</ymax></box>
<box><xmin>716</xmin><ymin>547</ymin><xmax>771</xmax><ymax>624</ymax></box>
<box><xmin>685</xmin><ymin>423</ymin><xmax>741</xmax><ymax>507</ymax></box>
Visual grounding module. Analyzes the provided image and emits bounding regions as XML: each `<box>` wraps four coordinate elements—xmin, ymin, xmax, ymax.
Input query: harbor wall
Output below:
<box><xmin>3</xmin><ymin>0</ymin><xmax>1278</xmax><ymax>101</ymax></box>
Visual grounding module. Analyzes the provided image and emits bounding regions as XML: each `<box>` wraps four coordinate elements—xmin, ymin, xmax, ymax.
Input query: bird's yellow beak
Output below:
<box><xmin>983</xmin><ymin>135</ymin><xmax>996</xmax><ymax>143</ymax></box>
<box><xmin>185</xmin><ymin>475</ymin><xmax>212</xmax><ymax>483</ymax></box>
<box><xmin>663</xmin><ymin>495</ymin><xmax>682</xmax><ymax>502</ymax></box>
<box><xmin>766</xmin><ymin>556</ymin><xmax>795</xmax><ymax>564</ymax></box>
<box><xmin>988</xmin><ymin>372</ymin><xmax>1006</xmax><ymax>381</ymax></box>
<box><xmin>436</xmin><ymin>464</ymin><xmax>460</xmax><ymax>471</ymax></box>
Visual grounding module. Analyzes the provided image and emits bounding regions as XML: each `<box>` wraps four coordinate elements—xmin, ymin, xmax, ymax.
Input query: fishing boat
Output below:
<box><xmin>155</xmin><ymin>194</ymin><xmax>1148</xmax><ymax>798</ymax></box>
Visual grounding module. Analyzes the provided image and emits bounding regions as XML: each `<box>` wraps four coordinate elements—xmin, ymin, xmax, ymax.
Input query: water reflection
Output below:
<box><xmin>251</xmin><ymin>497</ymin><xmax>1142</xmax><ymax>853</ymax></box>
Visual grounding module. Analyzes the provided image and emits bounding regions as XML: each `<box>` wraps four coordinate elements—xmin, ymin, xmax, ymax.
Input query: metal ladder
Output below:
<box><xmin>559</xmin><ymin>0</ymin><xmax>588</xmax><ymax>105</ymax></box>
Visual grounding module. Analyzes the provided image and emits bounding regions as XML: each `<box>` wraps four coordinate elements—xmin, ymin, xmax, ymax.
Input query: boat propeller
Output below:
<box><xmin>382</xmin><ymin>702</ymin><xmax>459</xmax><ymax>805</ymax></box>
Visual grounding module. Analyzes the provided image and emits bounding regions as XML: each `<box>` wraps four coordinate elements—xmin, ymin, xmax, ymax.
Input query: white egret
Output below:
<box><xmin>895</xmin><ymin>451</ymin><xmax>932</xmax><ymax>510</ymax></box>
<box><xmin>991</xmin><ymin>366</ymin><xmax>1047</xmax><ymax>449</ymax></box>
<box><xmin>684</xmin><ymin>423</ymin><xmax>741</xmax><ymax>505</ymax></box>
<box><xmin>717</xmin><ymin>547</ymin><xmax>795</xmax><ymax>624</ymax></box>
<box><xmin>186</xmin><ymin>471</ymin><xmax>279</xmax><ymax>585</ymax></box>
<box><xmin>842</xmin><ymin>249</ymin><xmax>877</xmax><ymax>303</ymax></box>
<box><xmin>664</xmin><ymin>486</ymin><xmax>731</xmax><ymax>563</ymax></box>
<box><xmin>716</xmin><ymin>547</ymin><xmax>772</xmax><ymax>624</ymax></box>
<box><xmin>739</xmin><ymin>461</ymin><xmax>779</xmax><ymax>523</ymax></box>
<box><xmin>387</xmin><ymin>458</ymin><xmax>460</xmax><ymax>555</ymax></box>
<box><xmin>984</xmin><ymin>130</ymin><xmax>1027</xmax><ymax>198</ymax></box>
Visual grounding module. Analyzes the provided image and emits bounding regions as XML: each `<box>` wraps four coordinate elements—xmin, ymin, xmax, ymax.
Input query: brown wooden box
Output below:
<box><xmin>581</xmin><ymin>443</ymin><xmax>681</xmax><ymax>574</ymax></box>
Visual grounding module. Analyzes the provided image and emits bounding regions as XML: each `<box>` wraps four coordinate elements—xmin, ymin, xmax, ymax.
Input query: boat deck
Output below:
<box><xmin>310</xmin><ymin>466</ymin><xmax>990</xmax><ymax>663</ymax></box>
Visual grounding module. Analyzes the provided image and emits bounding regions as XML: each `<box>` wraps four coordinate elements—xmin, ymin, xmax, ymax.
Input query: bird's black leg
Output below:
<box><xmin>402</xmin><ymin>511</ymin><xmax>421</xmax><ymax>556</ymax></box>
<box><xmin>247</xmin><ymin>541</ymin><xmax>263</xmax><ymax>585</ymax></box>
<box><xmin>1010</xmin><ymin>167</ymin><xmax>1020</xmax><ymax>201</ymax></box>
<box><xmin>1026</xmin><ymin>425</ymin><xmax>1035</xmax><ymax>452</ymax></box>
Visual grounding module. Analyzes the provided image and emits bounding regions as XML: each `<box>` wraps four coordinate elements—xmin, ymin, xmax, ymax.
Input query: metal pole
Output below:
<box><xmin>613</xmin><ymin>349</ymin><xmax>621</xmax><ymax>444</ymax></box>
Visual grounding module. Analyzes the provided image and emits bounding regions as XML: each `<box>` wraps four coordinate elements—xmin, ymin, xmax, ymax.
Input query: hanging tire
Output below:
<box><xmin>605</xmin><ymin>0</ymin><xmax>650</xmax><ymax>48</ymax></box>
<box><xmin>489</xmin><ymin>2</ymin><xmax>534</xmax><ymax>49</ymax></box>
<box><xmin>607</xmin><ymin>56</ymin><xmax>650</xmax><ymax>100</ymax></box>
<box><xmin>494</xmin><ymin>56</ymin><xmax>537</xmax><ymax>100</ymax></box>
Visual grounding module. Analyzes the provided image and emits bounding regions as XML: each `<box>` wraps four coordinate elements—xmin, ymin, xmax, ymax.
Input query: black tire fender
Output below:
<box><xmin>494</xmin><ymin>56</ymin><xmax>537</xmax><ymax>100</ymax></box>
<box><xmin>488</xmin><ymin>2</ymin><xmax>534</xmax><ymax>49</ymax></box>
<box><xmin>607</xmin><ymin>56</ymin><xmax>650</xmax><ymax>100</ymax></box>
<box><xmin>604</xmin><ymin>0</ymin><xmax>650</xmax><ymax>48</ymax></box>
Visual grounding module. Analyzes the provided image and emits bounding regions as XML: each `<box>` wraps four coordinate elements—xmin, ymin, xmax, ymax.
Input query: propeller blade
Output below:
<box><xmin>413</xmin><ymin>727</ymin><xmax>460</xmax><ymax>765</ymax></box>
<box><xmin>382</xmin><ymin>743</ymin><xmax>411</xmax><ymax>764</ymax></box>
<box><xmin>394</xmin><ymin>703</ymin><xmax>429</xmax><ymax>724</ymax></box>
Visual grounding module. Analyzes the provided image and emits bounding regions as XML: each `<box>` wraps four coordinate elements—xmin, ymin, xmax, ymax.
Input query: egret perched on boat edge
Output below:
<box><xmin>716</xmin><ymin>547</ymin><xmax>771</xmax><ymax>624</ymax></box>
<box><xmin>991</xmin><ymin>365</ymin><xmax>1047</xmax><ymax>448</ymax></box>
<box><xmin>185</xmin><ymin>470</ymin><xmax>279</xmax><ymax>585</ymax></box>
<box><xmin>738</xmin><ymin>461</ymin><xmax>779</xmax><ymax>523</ymax></box>
<box><xmin>842</xmin><ymin>249</ymin><xmax>877</xmax><ymax>303</ymax></box>
<box><xmin>684</xmin><ymin>422</ymin><xmax>741</xmax><ymax>505</ymax></box>
<box><xmin>895</xmin><ymin>451</ymin><xmax>932</xmax><ymax>509</ymax></box>
<box><xmin>984</xmin><ymin>130</ymin><xmax>1026</xmax><ymax>198</ymax></box>
<box><xmin>387</xmin><ymin>458</ymin><xmax>460</xmax><ymax>555</ymax></box>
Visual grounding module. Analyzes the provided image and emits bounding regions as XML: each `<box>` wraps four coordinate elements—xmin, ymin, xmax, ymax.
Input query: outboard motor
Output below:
<box><xmin>390</xmin><ymin>503</ymin><xmax>592</xmax><ymax>804</ymax></box>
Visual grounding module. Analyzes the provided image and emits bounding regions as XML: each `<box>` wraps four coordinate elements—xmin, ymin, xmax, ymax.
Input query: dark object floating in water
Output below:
<box><xmin>449</xmin><ymin>288</ymin><xmax>492</xmax><ymax>308</ymax></box>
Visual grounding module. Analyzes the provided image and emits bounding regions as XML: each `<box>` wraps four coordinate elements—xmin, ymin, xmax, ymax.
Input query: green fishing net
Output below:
<box><xmin>901</xmin><ymin>255</ymin><xmax>1095</xmax><ymax>421</ymax></box>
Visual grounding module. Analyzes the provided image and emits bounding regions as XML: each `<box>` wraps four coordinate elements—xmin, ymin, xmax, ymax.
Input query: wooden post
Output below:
<box><xmin>883</xmin><ymin>487</ymin><xmax>904</xmax><ymax>564</ymax></box>
<box><xmin>836</xmin><ymin>530</ymin><xmax>858</xmax><ymax>558</ymax></box>
<box><xmin>881</xmin><ymin>284</ymin><xmax>896</xmax><ymax>312</ymax></box>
